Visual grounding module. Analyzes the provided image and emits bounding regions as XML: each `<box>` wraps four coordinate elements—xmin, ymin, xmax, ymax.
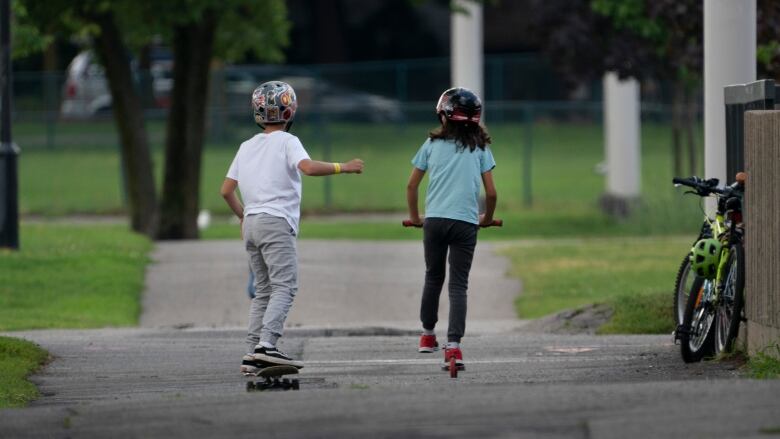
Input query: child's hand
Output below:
<box><xmin>409</xmin><ymin>216</ymin><xmax>424</xmax><ymax>227</ymax></box>
<box><xmin>343</xmin><ymin>158</ymin><xmax>364</xmax><ymax>174</ymax></box>
<box><xmin>478</xmin><ymin>213</ymin><xmax>493</xmax><ymax>227</ymax></box>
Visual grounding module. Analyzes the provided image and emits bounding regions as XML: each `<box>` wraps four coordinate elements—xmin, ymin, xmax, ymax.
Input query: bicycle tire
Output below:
<box><xmin>680</xmin><ymin>279</ymin><xmax>716</xmax><ymax>363</ymax></box>
<box><xmin>715</xmin><ymin>243</ymin><xmax>745</xmax><ymax>355</ymax></box>
<box><xmin>675</xmin><ymin>222</ymin><xmax>712</xmax><ymax>326</ymax></box>
<box><xmin>674</xmin><ymin>255</ymin><xmax>701</xmax><ymax>326</ymax></box>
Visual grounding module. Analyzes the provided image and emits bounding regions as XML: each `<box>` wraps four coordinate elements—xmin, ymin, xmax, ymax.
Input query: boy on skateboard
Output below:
<box><xmin>405</xmin><ymin>87</ymin><xmax>498</xmax><ymax>371</ymax></box>
<box><xmin>221</xmin><ymin>81</ymin><xmax>364</xmax><ymax>373</ymax></box>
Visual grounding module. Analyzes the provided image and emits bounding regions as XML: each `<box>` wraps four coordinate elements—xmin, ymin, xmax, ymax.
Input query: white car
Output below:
<box><xmin>60</xmin><ymin>51</ymin><xmax>173</xmax><ymax>119</ymax></box>
<box><xmin>60</xmin><ymin>51</ymin><xmax>113</xmax><ymax>119</ymax></box>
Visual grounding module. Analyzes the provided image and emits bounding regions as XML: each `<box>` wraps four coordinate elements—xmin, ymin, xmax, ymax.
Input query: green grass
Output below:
<box><xmin>747</xmin><ymin>345</ymin><xmax>780</xmax><ymax>379</ymax></box>
<box><xmin>18</xmin><ymin>121</ymin><xmax>705</xmax><ymax>239</ymax></box>
<box><xmin>200</xmin><ymin>200</ymin><xmax>702</xmax><ymax>241</ymax></box>
<box><xmin>0</xmin><ymin>336</ymin><xmax>48</xmax><ymax>408</ymax></box>
<box><xmin>502</xmin><ymin>236</ymin><xmax>688</xmax><ymax>334</ymax></box>
<box><xmin>0</xmin><ymin>224</ymin><xmax>152</xmax><ymax>330</ymax></box>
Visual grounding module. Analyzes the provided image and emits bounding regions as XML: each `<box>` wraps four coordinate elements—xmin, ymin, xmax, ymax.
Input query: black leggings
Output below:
<box><xmin>420</xmin><ymin>217</ymin><xmax>477</xmax><ymax>343</ymax></box>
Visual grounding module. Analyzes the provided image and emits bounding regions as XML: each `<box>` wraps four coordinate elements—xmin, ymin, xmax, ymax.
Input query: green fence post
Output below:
<box><xmin>322</xmin><ymin>112</ymin><xmax>332</xmax><ymax>210</ymax></box>
<box><xmin>396</xmin><ymin>61</ymin><xmax>408</xmax><ymax>130</ymax></box>
<box><xmin>44</xmin><ymin>71</ymin><xmax>58</xmax><ymax>150</ymax></box>
<box><xmin>312</xmin><ymin>68</ymin><xmax>333</xmax><ymax>210</ymax></box>
<box><xmin>523</xmin><ymin>105</ymin><xmax>533</xmax><ymax>207</ymax></box>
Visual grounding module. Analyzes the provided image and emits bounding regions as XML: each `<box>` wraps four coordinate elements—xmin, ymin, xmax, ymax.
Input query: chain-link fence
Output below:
<box><xmin>12</xmin><ymin>53</ymin><xmax>699</xmax><ymax>220</ymax></box>
<box><xmin>11</xmin><ymin>53</ymin><xmax>681</xmax><ymax>150</ymax></box>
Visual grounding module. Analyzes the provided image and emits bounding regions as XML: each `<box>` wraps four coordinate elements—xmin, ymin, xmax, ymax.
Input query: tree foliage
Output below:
<box><xmin>16</xmin><ymin>0</ymin><xmax>289</xmax><ymax>239</ymax></box>
<box><xmin>526</xmin><ymin>0</ymin><xmax>660</xmax><ymax>85</ymax></box>
<box><xmin>758</xmin><ymin>0</ymin><xmax>780</xmax><ymax>79</ymax></box>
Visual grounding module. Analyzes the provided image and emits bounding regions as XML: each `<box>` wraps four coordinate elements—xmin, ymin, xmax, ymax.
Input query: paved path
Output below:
<box><xmin>3</xmin><ymin>328</ymin><xmax>775</xmax><ymax>438</ymax></box>
<box><xmin>141</xmin><ymin>240</ymin><xmax>522</xmax><ymax>331</ymax></box>
<box><xmin>3</xmin><ymin>239</ymin><xmax>779</xmax><ymax>438</ymax></box>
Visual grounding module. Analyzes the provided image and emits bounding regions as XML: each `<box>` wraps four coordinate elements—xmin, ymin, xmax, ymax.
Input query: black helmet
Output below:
<box><xmin>435</xmin><ymin>87</ymin><xmax>482</xmax><ymax>123</ymax></box>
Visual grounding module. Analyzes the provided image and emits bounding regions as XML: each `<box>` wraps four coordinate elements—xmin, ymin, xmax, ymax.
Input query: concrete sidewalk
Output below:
<box><xmin>3</xmin><ymin>328</ymin><xmax>773</xmax><ymax>439</ymax></box>
<box><xmin>3</xmin><ymin>239</ymin><xmax>777</xmax><ymax>438</ymax></box>
<box><xmin>140</xmin><ymin>240</ymin><xmax>523</xmax><ymax>332</ymax></box>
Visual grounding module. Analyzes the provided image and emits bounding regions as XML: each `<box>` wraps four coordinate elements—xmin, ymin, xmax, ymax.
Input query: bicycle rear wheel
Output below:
<box><xmin>680</xmin><ymin>279</ymin><xmax>716</xmax><ymax>363</ymax></box>
<box><xmin>715</xmin><ymin>243</ymin><xmax>745</xmax><ymax>355</ymax></box>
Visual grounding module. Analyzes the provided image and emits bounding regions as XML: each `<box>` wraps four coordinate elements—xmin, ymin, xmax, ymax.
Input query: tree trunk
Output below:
<box><xmin>671</xmin><ymin>80</ymin><xmax>684</xmax><ymax>177</ymax></box>
<box><xmin>90</xmin><ymin>11</ymin><xmax>158</xmax><ymax>237</ymax></box>
<box><xmin>157</xmin><ymin>10</ymin><xmax>217</xmax><ymax>240</ymax></box>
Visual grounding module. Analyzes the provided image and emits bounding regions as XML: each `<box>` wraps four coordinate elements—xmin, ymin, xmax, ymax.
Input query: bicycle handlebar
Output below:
<box><xmin>672</xmin><ymin>175</ymin><xmax>744</xmax><ymax>197</ymax></box>
<box><xmin>402</xmin><ymin>219</ymin><xmax>503</xmax><ymax>228</ymax></box>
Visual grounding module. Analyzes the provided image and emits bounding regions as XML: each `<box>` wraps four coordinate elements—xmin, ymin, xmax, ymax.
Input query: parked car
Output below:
<box><xmin>60</xmin><ymin>50</ymin><xmax>173</xmax><ymax>119</ymax></box>
<box><xmin>277</xmin><ymin>75</ymin><xmax>402</xmax><ymax>123</ymax></box>
<box><xmin>60</xmin><ymin>51</ymin><xmax>113</xmax><ymax>119</ymax></box>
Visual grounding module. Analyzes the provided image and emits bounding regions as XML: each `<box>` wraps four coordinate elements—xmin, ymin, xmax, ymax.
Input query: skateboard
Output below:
<box><xmin>245</xmin><ymin>365</ymin><xmax>300</xmax><ymax>391</ymax></box>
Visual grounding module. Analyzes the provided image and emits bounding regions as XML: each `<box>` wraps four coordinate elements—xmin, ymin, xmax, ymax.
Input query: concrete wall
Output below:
<box><xmin>744</xmin><ymin>111</ymin><xmax>780</xmax><ymax>357</ymax></box>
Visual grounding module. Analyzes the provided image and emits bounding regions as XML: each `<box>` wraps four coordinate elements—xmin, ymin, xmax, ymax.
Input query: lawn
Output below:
<box><xmin>0</xmin><ymin>224</ymin><xmax>152</xmax><ymax>408</ymax></box>
<box><xmin>502</xmin><ymin>236</ymin><xmax>690</xmax><ymax>334</ymax></box>
<box><xmin>0</xmin><ymin>337</ymin><xmax>48</xmax><ymax>408</ymax></box>
<box><xmin>18</xmin><ymin>120</ymin><xmax>705</xmax><ymax>238</ymax></box>
<box><xmin>747</xmin><ymin>344</ymin><xmax>780</xmax><ymax>379</ymax></box>
<box><xmin>0</xmin><ymin>224</ymin><xmax>152</xmax><ymax>330</ymax></box>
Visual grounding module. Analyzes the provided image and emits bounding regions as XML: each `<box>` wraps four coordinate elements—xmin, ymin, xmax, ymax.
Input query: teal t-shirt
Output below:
<box><xmin>411</xmin><ymin>138</ymin><xmax>496</xmax><ymax>225</ymax></box>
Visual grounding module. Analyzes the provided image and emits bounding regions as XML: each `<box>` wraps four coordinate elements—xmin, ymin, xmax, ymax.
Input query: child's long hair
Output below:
<box><xmin>429</xmin><ymin>120</ymin><xmax>491</xmax><ymax>152</ymax></box>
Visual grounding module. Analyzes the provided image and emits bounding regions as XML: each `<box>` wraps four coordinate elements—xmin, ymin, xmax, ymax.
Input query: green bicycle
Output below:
<box><xmin>673</xmin><ymin>174</ymin><xmax>745</xmax><ymax>363</ymax></box>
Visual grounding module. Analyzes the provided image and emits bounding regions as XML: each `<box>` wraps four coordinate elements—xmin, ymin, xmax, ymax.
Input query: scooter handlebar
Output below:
<box><xmin>402</xmin><ymin>219</ymin><xmax>503</xmax><ymax>228</ymax></box>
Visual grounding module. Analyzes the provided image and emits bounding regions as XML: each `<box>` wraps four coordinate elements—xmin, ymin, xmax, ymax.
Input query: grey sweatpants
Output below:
<box><xmin>243</xmin><ymin>213</ymin><xmax>298</xmax><ymax>353</ymax></box>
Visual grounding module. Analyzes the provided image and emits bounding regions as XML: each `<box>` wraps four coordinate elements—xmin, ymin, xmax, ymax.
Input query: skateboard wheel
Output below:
<box><xmin>246</xmin><ymin>382</ymin><xmax>255</xmax><ymax>391</ymax></box>
<box><xmin>292</xmin><ymin>379</ymin><xmax>300</xmax><ymax>390</ymax></box>
<box><xmin>282</xmin><ymin>378</ymin><xmax>290</xmax><ymax>385</ymax></box>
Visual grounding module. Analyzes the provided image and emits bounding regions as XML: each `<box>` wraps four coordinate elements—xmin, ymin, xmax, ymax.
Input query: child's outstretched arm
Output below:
<box><xmin>406</xmin><ymin>167</ymin><xmax>426</xmax><ymax>225</ymax></box>
<box><xmin>298</xmin><ymin>159</ymin><xmax>364</xmax><ymax>176</ymax></box>
<box><xmin>480</xmin><ymin>170</ymin><xmax>498</xmax><ymax>226</ymax></box>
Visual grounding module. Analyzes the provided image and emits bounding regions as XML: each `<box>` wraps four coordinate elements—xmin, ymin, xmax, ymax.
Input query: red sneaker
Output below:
<box><xmin>443</xmin><ymin>346</ymin><xmax>465</xmax><ymax>370</ymax></box>
<box><xmin>418</xmin><ymin>334</ymin><xmax>439</xmax><ymax>353</ymax></box>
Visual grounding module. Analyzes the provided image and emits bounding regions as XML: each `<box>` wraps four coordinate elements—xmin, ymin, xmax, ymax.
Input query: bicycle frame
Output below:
<box><xmin>701</xmin><ymin>202</ymin><xmax>739</xmax><ymax>307</ymax></box>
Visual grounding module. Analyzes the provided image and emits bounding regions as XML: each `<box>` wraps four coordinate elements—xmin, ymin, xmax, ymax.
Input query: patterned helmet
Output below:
<box><xmin>436</xmin><ymin>87</ymin><xmax>482</xmax><ymax>123</ymax></box>
<box><xmin>252</xmin><ymin>81</ymin><xmax>297</xmax><ymax>127</ymax></box>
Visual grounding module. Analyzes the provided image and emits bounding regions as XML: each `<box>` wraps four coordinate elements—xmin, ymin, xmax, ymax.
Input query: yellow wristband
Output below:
<box><xmin>334</xmin><ymin>163</ymin><xmax>341</xmax><ymax>174</ymax></box>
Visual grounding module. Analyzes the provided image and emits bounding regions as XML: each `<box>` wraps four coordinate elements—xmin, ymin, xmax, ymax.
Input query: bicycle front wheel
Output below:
<box><xmin>674</xmin><ymin>254</ymin><xmax>701</xmax><ymax>326</ymax></box>
<box><xmin>715</xmin><ymin>243</ymin><xmax>745</xmax><ymax>355</ymax></box>
<box><xmin>680</xmin><ymin>279</ymin><xmax>716</xmax><ymax>363</ymax></box>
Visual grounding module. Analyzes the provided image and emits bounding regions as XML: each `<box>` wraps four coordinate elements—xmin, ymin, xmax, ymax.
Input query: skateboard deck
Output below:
<box><xmin>246</xmin><ymin>365</ymin><xmax>300</xmax><ymax>391</ymax></box>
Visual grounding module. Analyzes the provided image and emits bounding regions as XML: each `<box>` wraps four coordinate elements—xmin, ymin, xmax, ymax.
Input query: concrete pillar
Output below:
<box><xmin>601</xmin><ymin>72</ymin><xmax>641</xmax><ymax>217</ymax></box>
<box><xmin>704</xmin><ymin>0</ymin><xmax>756</xmax><ymax>186</ymax></box>
<box><xmin>744</xmin><ymin>111</ymin><xmax>780</xmax><ymax>358</ymax></box>
<box><xmin>451</xmin><ymin>0</ymin><xmax>483</xmax><ymax>100</ymax></box>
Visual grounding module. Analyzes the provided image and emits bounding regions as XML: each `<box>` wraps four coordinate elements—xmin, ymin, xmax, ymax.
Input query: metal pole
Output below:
<box><xmin>0</xmin><ymin>0</ymin><xmax>19</xmax><ymax>250</ymax></box>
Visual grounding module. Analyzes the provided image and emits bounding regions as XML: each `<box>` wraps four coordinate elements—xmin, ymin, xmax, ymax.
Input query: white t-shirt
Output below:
<box><xmin>226</xmin><ymin>131</ymin><xmax>311</xmax><ymax>233</ymax></box>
